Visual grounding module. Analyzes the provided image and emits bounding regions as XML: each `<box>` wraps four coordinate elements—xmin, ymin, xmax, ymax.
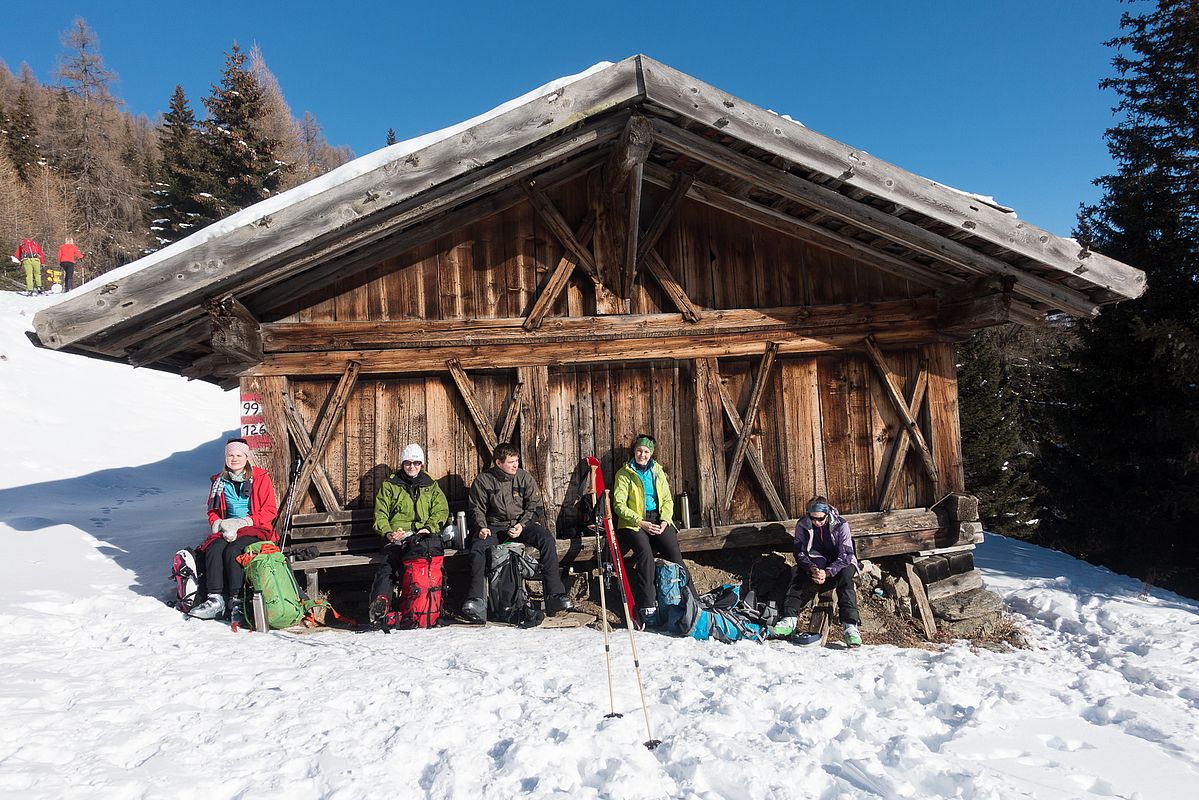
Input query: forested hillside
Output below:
<box><xmin>0</xmin><ymin>18</ymin><xmax>352</xmax><ymax>288</ymax></box>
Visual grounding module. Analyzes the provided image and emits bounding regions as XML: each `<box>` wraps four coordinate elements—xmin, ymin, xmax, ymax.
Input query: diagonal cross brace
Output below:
<box><xmin>716</xmin><ymin>377</ymin><xmax>788</xmax><ymax>520</ymax></box>
<box><xmin>723</xmin><ymin>342</ymin><xmax>780</xmax><ymax>512</ymax></box>
<box><xmin>874</xmin><ymin>358</ymin><xmax>929</xmax><ymax>511</ymax></box>
<box><xmin>863</xmin><ymin>336</ymin><xmax>939</xmax><ymax>489</ymax></box>
<box><xmin>289</xmin><ymin>361</ymin><xmax>360</xmax><ymax>517</ymax></box>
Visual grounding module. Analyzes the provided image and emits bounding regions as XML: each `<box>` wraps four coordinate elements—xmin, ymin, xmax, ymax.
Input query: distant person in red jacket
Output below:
<box><xmin>188</xmin><ymin>438</ymin><xmax>279</xmax><ymax>621</ymax></box>
<box><xmin>56</xmin><ymin>238</ymin><xmax>83</xmax><ymax>292</ymax></box>
<box><xmin>14</xmin><ymin>238</ymin><xmax>45</xmax><ymax>295</ymax></box>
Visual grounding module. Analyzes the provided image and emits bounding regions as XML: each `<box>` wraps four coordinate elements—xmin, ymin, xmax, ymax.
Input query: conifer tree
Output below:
<box><xmin>152</xmin><ymin>85</ymin><xmax>214</xmax><ymax>246</ymax></box>
<box><xmin>201</xmin><ymin>43</ymin><xmax>282</xmax><ymax>213</ymax></box>
<box><xmin>5</xmin><ymin>86</ymin><xmax>40</xmax><ymax>183</ymax></box>
<box><xmin>1040</xmin><ymin>0</ymin><xmax>1199</xmax><ymax>596</ymax></box>
<box><xmin>386</xmin><ymin>128</ymin><xmax>396</xmax><ymax>146</ymax></box>
<box><xmin>958</xmin><ymin>326</ymin><xmax>1038</xmax><ymax>535</ymax></box>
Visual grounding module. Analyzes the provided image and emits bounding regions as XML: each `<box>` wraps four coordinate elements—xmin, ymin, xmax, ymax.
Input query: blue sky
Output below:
<box><xmin>2</xmin><ymin>0</ymin><xmax>1128</xmax><ymax>237</ymax></box>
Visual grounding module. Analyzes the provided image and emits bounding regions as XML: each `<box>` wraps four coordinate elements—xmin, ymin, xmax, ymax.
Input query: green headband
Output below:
<box><xmin>634</xmin><ymin>436</ymin><xmax>655</xmax><ymax>453</ymax></box>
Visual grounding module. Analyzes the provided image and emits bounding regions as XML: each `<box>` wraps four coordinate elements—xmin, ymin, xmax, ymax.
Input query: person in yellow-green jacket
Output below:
<box><xmin>368</xmin><ymin>443</ymin><xmax>449</xmax><ymax>626</ymax></box>
<box><xmin>612</xmin><ymin>433</ymin><xmax>684</xmax><ymax>628</ymax></box>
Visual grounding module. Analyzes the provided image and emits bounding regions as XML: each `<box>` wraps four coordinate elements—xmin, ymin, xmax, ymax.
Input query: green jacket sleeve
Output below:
<box><xmin>420</xmin><ymin>481</ymin><xmax>450</xmax><ymax>532</ymax></box>
<box><xmin>612</xmin><ymin>466</ymin><xmax>641</xmax><ymax>531</ymax></box>
<box><xmin>373</xmin><ymin>480</ymin><xmax>397</xmax><ymax>538</ymax></box>
<box><xmin>655</xmin><ymin>466</ymin><xmax>675</xmax><ymax>528</ymax></box>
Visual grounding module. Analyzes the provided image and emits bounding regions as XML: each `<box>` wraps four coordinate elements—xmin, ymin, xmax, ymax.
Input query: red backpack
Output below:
<box><xmin>389</xmin><ymin>555</ymin><xmax>444</xmax><ymax>629</ymax></box>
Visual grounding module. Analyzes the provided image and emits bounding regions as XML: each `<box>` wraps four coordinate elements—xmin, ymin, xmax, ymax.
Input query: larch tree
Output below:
<box><xmin>54</xmin><ymin>17</ymin><xmax>147</xmax><ymax>268</ymax></box>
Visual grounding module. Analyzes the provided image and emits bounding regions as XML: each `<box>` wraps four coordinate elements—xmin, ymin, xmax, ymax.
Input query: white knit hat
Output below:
<box><xmin>400</xmin><ymin>443</ymin><xmax>425</xmax><ymax>464</ymax></box>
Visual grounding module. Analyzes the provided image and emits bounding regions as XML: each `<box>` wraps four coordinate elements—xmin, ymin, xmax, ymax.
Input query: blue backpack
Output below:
<box><xmin>652</xmin><ymin>562</ymin><xmax>767</xmax><ymax>643</ymax></box>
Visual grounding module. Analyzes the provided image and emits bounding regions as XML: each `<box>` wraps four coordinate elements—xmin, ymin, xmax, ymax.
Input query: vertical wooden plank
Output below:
<box><xmin>241</xmin><ymin>375</ymin><xmax>289</xmax><ymax>506</ymax></box>
<box><xmin>678</xmin><ymin>200</ymin><xmax>714</xmax><ymax>311</ymax></box>
<box><xmin>547</xmin><ymin>367</ymin><xmax>576</xmax><ymax>533</ymax></box>
<box><xmin>342</xmin><ymin>382</ymin><xmax>364</xmax><ymax>508</ymax></box>
<box><xmin>693</xmin><ymin>357</ymin><xmax>728</xmax><ymax>523</ymax></box>
<box><xmin>423</xmin><ymin>375</ymin><xmax>459</xmax><ymax>509</ymax></box>
<box><xmin>439</xmin><ymin>237</ymin><xmax>467</xmax><ymax>321</ymax></box>
<box><xmin>843</xmin><ymin>354</ymin><xmax>876</xmax><ymax>514</ymax></box>
<box><xmin>518</xmin><ymin>366</ymin><xmax>554</xmax><ymax>534</ymax></box>
<box><xmin>924</xmin><ymin>342</ymin><xmax>965</xmax><ymax>496</ymax></box>
<box><xmin>591</xmin><ymin>364</ymin><xmax>615</xmax><ymax>482</ymax></box>
<box><xmin>290</xmin><ymin>379</ymin><xmax>332</xmax><ymax>512</ymax></box>
<box><xmin>900</xmin><ymin>349</ymin><xmax>925</xmax><ymax>509</ymax></box>
<box><xmin>818</xmin><ymin>356</ymin><xmax>853</xmax><ymax>508</ymax></box>
<box><xmin>867</xmin><ymin>349</ymin><xmax>902</xmax><ymax>507</ymax></box>
<box><xmin>574</xmin><ymin>366</ymin><xmax>596</xmax><ymax>464</ymax></box>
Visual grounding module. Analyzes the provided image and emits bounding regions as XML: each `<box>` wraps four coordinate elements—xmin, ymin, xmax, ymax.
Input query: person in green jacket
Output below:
<box><xmin>368</xmin><ymin>443</ymin><xmax>449</xmax><ymax>626</ymax></box>
<box><xmin>612</xmin><ymin>433</ymin><xmax>684</xmax><ymax>628</ymax></box>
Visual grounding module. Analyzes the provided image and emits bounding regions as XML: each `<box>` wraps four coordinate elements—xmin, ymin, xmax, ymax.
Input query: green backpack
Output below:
<box><xmin>241</xmin><ymin>541</ymin><xmax>307</xmax><ymax>629</ymax></box>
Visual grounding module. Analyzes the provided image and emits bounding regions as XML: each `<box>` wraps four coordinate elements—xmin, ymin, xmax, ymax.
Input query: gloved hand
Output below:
<box><xmin>218</xmin><ymin>517</ymin><xmax>252</xmax><ymax>541</ymax></box>
<box><xmin>211</xmin><ymin>519</ymin><xmax>221</xmax><ymax>535</ymax></box>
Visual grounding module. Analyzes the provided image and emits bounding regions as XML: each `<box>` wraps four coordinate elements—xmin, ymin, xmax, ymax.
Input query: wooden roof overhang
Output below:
<box><xmin>33</xmin><ymin>55</ymin><xmax>1145</xmax><ymax>386</ymax></box>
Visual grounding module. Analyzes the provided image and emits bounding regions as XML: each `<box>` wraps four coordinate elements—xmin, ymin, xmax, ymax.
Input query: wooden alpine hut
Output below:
<box><xmin>33</xmin><ymin>56</ymin><xmax>1145</xmax><ymax>617</ymax></box>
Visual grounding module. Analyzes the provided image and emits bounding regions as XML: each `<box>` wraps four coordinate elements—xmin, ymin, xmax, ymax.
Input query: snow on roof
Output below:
<box><xmin>43</xmin><ymin>61</ymin><xmax>615</xmax><ymax>308</ymax></box>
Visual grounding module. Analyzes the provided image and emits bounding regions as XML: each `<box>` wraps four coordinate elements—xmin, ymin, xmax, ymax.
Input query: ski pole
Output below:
<box><xmin>602</xmin><ymin>490</ymin><xmax>661</xmax><ymax>750</ymax></box>
<box><xmin>590</xmin><ymin>464</ymin><xmax>621</xmax><ymax>720</ymax></box>
<box><xmin>277</xmin><ymin>455</ymin><xmax>304</xmax><ymax>553</ymax></box>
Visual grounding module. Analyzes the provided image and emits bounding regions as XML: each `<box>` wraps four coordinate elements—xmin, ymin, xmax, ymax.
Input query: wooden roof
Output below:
<box><xmin>33</xmin><ymin>55</ymin><xmax>1145</xmax><ymax>383</ymax></box>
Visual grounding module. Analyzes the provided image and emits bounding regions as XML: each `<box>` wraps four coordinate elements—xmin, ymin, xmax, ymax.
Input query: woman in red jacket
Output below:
<box><xmin>188</xmin><ymin>439</ymin><xmax>278</xmax><ymax>620</ymax></box>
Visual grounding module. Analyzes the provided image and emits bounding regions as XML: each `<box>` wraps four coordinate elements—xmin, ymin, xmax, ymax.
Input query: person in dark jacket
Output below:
<box><xmin>368</xmin><ymin>443</ymin><xmax>450</xmax><ymax>626</ymax></box>
<box><xmin>772</xmin><ymin>497</ymin><xmax>862</xmax><ymax>646</ymax></box>
<box><xmin>612</xmin><ymin>433</ymin><xmax>684</xmax><ymax>627</ymax></box>
<box><xmin>461</xmin><ymin>442</ymin><xmax>572</xmax><ymax>623</ymax></box>
<box><xmin>189</xmin><ymin>439</ymin><xmax>278</xmax><ymax>621</ymax></box>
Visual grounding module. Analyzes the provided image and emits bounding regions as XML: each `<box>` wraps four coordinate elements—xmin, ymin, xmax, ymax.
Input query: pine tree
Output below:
<box><xmin>958</xmin><ymin>326</ymin><xmax>1038</xmax><ymax>535</ymax></box>
<box><xmin>201</xmin><ymin>43</ymin><xmax>282</xmax><ymax>213</ymax></box>
<box><xmin>152</xmin><ymin>85</ymin><xmax>214</xmax><ymax>247</ymax></box>
<box><xmin>5</xmin><ymin>86</ymin><xmax>40</xmax><ymax>183</ymax></box>
<box><xmin>1041</xmin><ymin>0</ymin><xmax>1199</xmax><ymax>596</ymax></box>
<box><xmin>386</xmin><ymin>128</ymin><xmax>396</xmax><ymax>146</ymax></box>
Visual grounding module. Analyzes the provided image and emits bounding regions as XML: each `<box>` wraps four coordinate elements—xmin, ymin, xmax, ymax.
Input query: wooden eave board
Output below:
<box><xmin>32</xmin><ymin>57</ymin><xmax>646</xmax><ymax>353</ymax></box>
<box><xmin>34</xmin><ymin>53</ymin><xmax>1145</xmax><ymax>366</ymax></box>
<box><xmin>635</xmin><ymin>56</ymin><xmax>1145</xmax><ymax>303</ymax></box>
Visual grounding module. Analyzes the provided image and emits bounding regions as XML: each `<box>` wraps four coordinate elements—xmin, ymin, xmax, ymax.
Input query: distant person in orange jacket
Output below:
<box><xmin>14</xmin><ymin>238</ymin><xmax>45</xmax><ymax>295</ymax></box>
<box><xmin>57</xmin><ymin>238</ymin><xmax>82</xmax><ymax>292</ymax></box>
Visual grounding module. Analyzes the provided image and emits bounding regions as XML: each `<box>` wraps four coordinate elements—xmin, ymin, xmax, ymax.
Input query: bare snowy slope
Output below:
<box><xmin>1</xmin><ymin>292</ymin><xmax>1196</xmax><ymax>799</ymax></box>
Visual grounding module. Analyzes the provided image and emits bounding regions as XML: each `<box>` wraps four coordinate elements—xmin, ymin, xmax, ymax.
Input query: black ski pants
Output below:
<box><xmin>782</xmin><ymin>564</ymin><xmax>860</xmax><ymax>626</ymax></box>
<box><xmin>616</xmin><ymin>511</ymin><xmax>683</xmax><ymax>612</ymax></box>
<box><xmin>61</xmin><ymin>262</ymin><xmax>74</xmax><ymax>292</ymax></box>
<box><xmin>369</xmin><ymin>543</ymin><xmax>408</xmax><ymax>603</ymax></box>
<box><xmin>466</xmin><ymin>521</ymin><xmax>565</xmax><ymax>600</ymax></box>
<box><xmin>203</xmin><ymin>537</ymin><xmax>253</xmax><ymax>598</ymax></box>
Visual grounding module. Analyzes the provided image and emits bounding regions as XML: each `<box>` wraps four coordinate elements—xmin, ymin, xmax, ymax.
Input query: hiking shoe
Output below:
<box><xmin>228</xmin><ymin>597</ymin><xmax>245</xmax><ymax>622</ymax></box>
<box><xmin>187</xmin><ymin>594</ymin><xmax>225</xmax><ymax>620</ymax></box>
<box><xmin>641</xmin><ymin>605</ymin><xmax>659</xmax><ymax>629</ymax></box>
<box><xmin>843</xmin><ymin>624</ymin><xmax>862</xmax><ymax>648</ymax></box>
<box><xmin>545</xmin><ymin>594</ymin><xmax>574</xmax><ymax>615</ymax></box>
<box><xmin>461</xmin><ymin>597</ymin><xmax>487</xmax><ymax>625</ymax></box>
<box><xmin>771</xmin><ymin>616</ymin><xmax>798</xmax><ymax>639</ymax></box>
<box><xmin>369</xmin><ymin>595</ymin><xmax>391</xmax><ymax>627</ymax></box>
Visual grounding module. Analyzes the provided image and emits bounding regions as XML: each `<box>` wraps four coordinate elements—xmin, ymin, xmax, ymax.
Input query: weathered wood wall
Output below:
<box><xmin>261</xmin><ymin>176</ymin><xmax>964</xmax><ymax>528</ymax></box>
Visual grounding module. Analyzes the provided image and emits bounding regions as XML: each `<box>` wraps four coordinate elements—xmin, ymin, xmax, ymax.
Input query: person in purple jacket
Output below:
<box><xmin>772</xmin><ymin>497</ymin><xmax>862</xmax><ymax>647</ymax></box>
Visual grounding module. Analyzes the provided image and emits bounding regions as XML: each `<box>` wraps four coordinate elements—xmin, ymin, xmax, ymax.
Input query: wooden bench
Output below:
<box><xmin>284</xmin><ymin>506</ymin><xmax>959</xmax><ymax>597</ymax></box>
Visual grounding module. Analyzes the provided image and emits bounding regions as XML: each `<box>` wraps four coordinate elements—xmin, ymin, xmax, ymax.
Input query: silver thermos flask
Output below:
<box><xmin>680</xmin><ymin>492</ymin><xmax>691</xmax><ymax>530</ymax></box>
<box><xmin>252</xmin><ymin>591</ymin><xmax>268</xmax><ymax>632</ymax></box>
<box><xmin>456</xmin><ymin>510</ymin><xmax>468</xmax><ymax>549</ymax></box>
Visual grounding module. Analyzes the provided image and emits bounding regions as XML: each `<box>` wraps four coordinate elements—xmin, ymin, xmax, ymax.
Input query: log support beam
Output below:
<box><xmin>874</xmin><ymin>357</ymin><xmax>930</xmax><ymax>511</ymax></box>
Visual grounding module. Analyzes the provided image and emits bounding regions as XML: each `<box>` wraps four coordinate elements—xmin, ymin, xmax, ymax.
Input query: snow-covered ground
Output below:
<box><xmin>1</xmin><ymin>291</ymin><xmax>1196</xmax><ymax>799</ymax></box>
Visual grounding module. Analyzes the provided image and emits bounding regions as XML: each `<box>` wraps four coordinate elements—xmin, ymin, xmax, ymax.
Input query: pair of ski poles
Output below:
<box><xmin>590</xmin><ymin>469</ymin><xmax>661</xmax><ymax>751</ymax></box>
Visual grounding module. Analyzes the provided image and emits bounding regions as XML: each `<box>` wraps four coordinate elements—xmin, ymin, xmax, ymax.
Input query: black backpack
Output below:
<box><xmin>487</xmin><ymin>544</ymin><xmax>545</xmax><ymax>628</ymax></box>
<box><xmin>742</xmin><ymin>553</ymin><xmax>793</xmax><ymax>627</ymax></box>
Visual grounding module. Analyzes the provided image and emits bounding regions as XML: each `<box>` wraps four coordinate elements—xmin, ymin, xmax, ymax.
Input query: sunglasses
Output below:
<box><xmin>809</xmin><ymin>514</ymin><xmax>828</xmax><ymax>523</ymax></box>
<box><xmin>402</xmin><ymin>460</ymin><xmax>423</xmax><ymax>467</ymax></box>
